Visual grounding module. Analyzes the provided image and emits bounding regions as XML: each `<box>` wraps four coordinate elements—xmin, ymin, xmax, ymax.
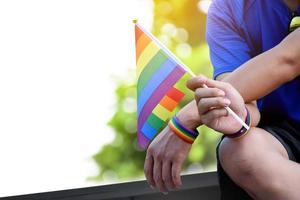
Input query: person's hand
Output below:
<box><xmin>186</xmin><ymin>75</ymin><xmax>247</xmax><ymax>134</ymax></box>
<box><xmin>144</xmin><ymin>126</ymin><xmax>191</xmax><ymax>194</ymax></box>
<box><xmin>144</xmin><ymin>102</ymin><xmax>201</xmax><ymax>194</ymax></box>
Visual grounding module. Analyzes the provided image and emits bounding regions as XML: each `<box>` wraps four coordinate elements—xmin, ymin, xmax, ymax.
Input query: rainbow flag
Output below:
<box><xmin>134</xmin><ymin>21</ymin><xmax>193</xmax><ymax>149</ymax></box>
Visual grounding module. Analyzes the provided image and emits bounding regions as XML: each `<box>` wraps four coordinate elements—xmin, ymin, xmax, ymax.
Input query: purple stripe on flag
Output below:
<box><xmin>138</xmin><ymin>66</ymin><xmax>185</xmax><ymax>148</ymax></box>
<box><xmin>137</xmin><ymin>59</ymin><xmax>177</xmax><ymax>115</ymax></box>
<box><xmin>137</xmin><ymin>130</ymin><xmax>150</xmax><ymax>149</ymax></box>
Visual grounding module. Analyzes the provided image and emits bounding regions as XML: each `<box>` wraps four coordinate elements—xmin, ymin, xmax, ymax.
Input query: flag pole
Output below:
<box><xmin>134</xmin><ymin>20</ymin><xmax>249</xmax><ymax>131</ymax></box>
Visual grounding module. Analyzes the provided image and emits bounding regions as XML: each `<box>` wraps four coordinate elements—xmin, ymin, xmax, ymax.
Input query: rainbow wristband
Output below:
<box><xmin>168</xmin><ymin>115</ymin><xmax>199</xmax><ymax>144</ymax></box>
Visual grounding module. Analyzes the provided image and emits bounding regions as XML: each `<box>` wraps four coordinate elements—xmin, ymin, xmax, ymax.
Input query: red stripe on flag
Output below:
<box><xmin>167</xmin><ymin>87</ymin><xmax>185</xmax><ymax>102</ymax></box>
<box><xmin>138</xmin><ymin>67</ymin><xmax>186</xmax><ymax>146</ymax></box>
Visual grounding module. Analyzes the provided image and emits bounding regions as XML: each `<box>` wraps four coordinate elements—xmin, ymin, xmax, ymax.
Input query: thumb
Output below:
<box><xmin>186</xmin><ymin>75</ymin><xmax>208</xmax><ymax>91</ymax></box>
<box><xmin>186</xmin><ymin>75</ymin><xmax>230</xmax><ymax>92</ymax></box>
<box><xmin>205</xmin><ymin>78</ymin><xmax>232</xmax><ymax>92</ymax></box>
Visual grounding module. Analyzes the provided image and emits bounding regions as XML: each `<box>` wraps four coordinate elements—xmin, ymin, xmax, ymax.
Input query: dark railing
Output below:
<box><xmin>1</xmin><ymin>172</ymin><xmax>220</xmax><ymax>200</ymax></box>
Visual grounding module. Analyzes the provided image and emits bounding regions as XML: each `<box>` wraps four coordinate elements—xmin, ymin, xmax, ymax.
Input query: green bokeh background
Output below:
<box><xmin>92</xmin><ymin>0</ymin><xmax>220</xmax><ymax>182</ymax></box>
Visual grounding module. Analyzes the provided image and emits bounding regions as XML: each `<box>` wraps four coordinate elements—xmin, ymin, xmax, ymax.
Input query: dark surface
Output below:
<box><xmin>1</xmin><ymin>172</ymin><xmax>220</xmax><ymax>200</ymax></box>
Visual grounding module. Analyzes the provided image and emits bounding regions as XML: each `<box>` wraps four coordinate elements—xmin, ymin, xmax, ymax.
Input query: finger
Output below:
<box><xmin>194</xmin><ymin>88</ymin><xmax>225</xmax><ymax>103</ymax></box>
<box><xmin>162</xmin><ymin>161</ymin><xmax>174</xmax><ymax>191</ymax></box>
<box><xmin>201</xmin><ymin>108</ymin><xmax>228</xmax><ymax>124</ymax></box>
<box><xmin>186</xmin><ymin>75</ymin><xmax>208</xmax><ymax>91</ymax></box>
<box><xmin>153</xmin><ymin>158</ymin><xmax>168</xmax><ymax>193</ymax></box>
<box><xmin>144</xmin><ymin>152</ymin><xmax>155</xmax><ymax>188</ymax></box>
<box><xmin>204</xmin><ymin>78</ymin><xmax>233</xmax><ymax>92</ymax></box>
<box><xmin>187</xmin><ymin>75</ymin><xmax>233</xmax><ymax>92</ymax></box>
<box><xmin>198</xmin><ymin>97</ymin><xmax>231</xmax><ymax>115</ymax></box>
<box><xmin>171</xmin><ymin>161</ymin><xmax>183</xmax><ymax>189</ymax></box>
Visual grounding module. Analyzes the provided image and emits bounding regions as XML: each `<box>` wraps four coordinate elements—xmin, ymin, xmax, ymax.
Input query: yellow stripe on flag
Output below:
<box><xmin>136</xmin><ymin>42</ymin><xmax>160</xmax><ymax>77</ymax></box>
<box><xmin>136</xmin><ymin>33</ymin><xmax>151</xmax><ymax>61</ymax></box>
<box><xmin>152</xmin><ymin>104</ymin><xmax>171</xmax><ymax>121</ymax></box>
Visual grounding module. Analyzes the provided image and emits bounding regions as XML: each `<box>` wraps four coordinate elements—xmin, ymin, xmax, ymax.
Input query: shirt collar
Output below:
<box><xmin>274</xmin><ymin>0</ymin><xmax>300</xmax><ymax>16</ymax></box>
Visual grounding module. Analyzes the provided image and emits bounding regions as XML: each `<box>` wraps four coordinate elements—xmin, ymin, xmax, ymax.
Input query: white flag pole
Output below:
<box><xmin>134</xmin><ymin>20</ymin><xmax>249</xmax><ymax>130</ymax></box>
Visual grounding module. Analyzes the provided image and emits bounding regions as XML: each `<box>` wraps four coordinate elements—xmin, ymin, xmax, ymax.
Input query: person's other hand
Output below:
<box><xmin>144</xmin><ymin>126</ymin><xmax>191</xmax><ymax>194</ymax></box>
<box><xmin>144</xmin><ymin>102</ymin><xmax>201</xmax><ymax>194</ymax></box>
<box><xmin>186</xmin><ymin>75</ymin><xmax>247</xmax><ymax>134</ymax></box>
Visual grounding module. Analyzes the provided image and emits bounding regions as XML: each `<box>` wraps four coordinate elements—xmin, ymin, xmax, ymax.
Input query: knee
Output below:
<box><xmin>218</xmin><ymin>128</ymin><xmax>294</xmax><ymax>199</ymax></box>
<box><xmin>218</xmin><ymin>128</ymin><xmax>266</xmax><ymax>188</ymax></box>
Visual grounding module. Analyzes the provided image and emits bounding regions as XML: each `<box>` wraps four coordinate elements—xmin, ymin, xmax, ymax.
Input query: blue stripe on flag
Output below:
<box><xmin>141</xmin><ymin>121</ymin><xmax>157</xmax><ymax>140</ymax></box>
<box><xmin>137</xmin><ymin>59</ymin><xmax>177</xmax><ymax>115</ymax></box>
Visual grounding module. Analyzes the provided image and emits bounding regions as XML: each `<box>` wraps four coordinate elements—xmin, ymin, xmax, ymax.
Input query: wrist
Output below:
<box><xmin>168</xmin><ymin>115</ymin><xmax>199</xmax><ymax>144</ymax></box>
<box><xmin>176</xmin><ymin>106</ymin><xmax>202</xmax><ymax>130</ymax></box>
<box><xmin>241</xmin><ymin>106</ymin><xmax>248</xmax><ymax>120</ymax></box>
<box><xmin>230</xmin><ymin>105</ymin><xmax>248</xmax><ymax>133</ymax></box>
<box><xmin>226</xmin><ymin>106</ymin><xmax>251</xmax><ymax>139</ymax></box>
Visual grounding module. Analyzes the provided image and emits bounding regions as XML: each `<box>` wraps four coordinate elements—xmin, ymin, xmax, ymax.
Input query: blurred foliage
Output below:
<box><xmin>92</xmin><ymin>0</ymin><xmax>220</xmax><ymax>182</ymax></box>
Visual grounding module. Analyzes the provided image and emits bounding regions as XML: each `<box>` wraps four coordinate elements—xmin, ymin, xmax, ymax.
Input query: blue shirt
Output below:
<box><xmin>206</xmin><ymin>0</ymin><xmax>300</xmax><ymax>122</ymax></box>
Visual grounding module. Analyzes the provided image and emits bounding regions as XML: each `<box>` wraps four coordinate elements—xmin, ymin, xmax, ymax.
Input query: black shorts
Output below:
<box><xmin>216</xmin><ymin>113</ymin><xmax>300</xmax><ymax>200</ymax></box>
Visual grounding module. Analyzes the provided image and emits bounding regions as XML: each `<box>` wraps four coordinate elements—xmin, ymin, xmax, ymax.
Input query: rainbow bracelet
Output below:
<box><xmin>168</xmin><ymin>115</ymin><xmax>199</xmax><ymax>144</ymax></box>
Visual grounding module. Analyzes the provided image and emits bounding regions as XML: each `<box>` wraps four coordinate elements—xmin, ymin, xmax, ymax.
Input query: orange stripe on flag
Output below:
<box><xmin>136</xmin><ymin>34</ymin><xmax>152</xmax><ymax>61</ymax></box>
<box><xmin>167</xmin><ymin>87</ymin><xmax>185</xmax><ymax>102</ymax></box>
<box><xmin>159</xmin><ymin>95</ymin><xmax>178</xmax><ymax>112</ymax></box>
<box><xmin>135</xmin><ymin>25</ymin><xmax>143</xmax><ymax>43</ymax></box>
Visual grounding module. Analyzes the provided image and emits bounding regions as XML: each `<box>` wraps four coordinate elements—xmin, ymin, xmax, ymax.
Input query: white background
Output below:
<box><xmin>0</xmin><ymin>0</ymin><xmax>152</xmax><ymax>197</ymax></box>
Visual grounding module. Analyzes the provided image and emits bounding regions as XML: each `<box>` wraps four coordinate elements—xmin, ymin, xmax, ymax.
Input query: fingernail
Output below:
<box><xmin>224</xmin><ymin>99</ymin><xmax>231</xmax><ymax>105</ymax></box>
<box><xmin>218</xmin><ymin>91</ymin><xmax>225</xmax><ymax>96</ymax></box>
<box><xmin>198</xmin><ymin>76</ymin><xmax>206</xmax><ymax>82</ymax></box>
<box><xmin>150</xmin><ymin>185</ymin><xmax>155</xmax><ymax>189</ymax></box>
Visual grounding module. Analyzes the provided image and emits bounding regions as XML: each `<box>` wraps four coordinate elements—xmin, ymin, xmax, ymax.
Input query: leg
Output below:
<box><xmin>219</xmin><ymin>127</ymin><xmax>300</xmax><ymax>200</ymax></box>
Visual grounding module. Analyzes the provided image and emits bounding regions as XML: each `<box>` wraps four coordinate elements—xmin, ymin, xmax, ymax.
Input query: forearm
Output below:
<box><xmin>177</xmin><ymin>100</ymin><xmax>260</xmax><ymax>129</ymax></box>
<box><xmin>222</xmin><ymin>29</ymin><xmax>300</xmax><ymax>103</ymax></box>
<box><xmin>178</xmin><ymin>30</ymin><xmax>300</xmax><ymax>129</ymax></box>
<box><xmin>177</xmin><ymin>81</ymin><xmax>261</xmax><ymax>129</ymax></box>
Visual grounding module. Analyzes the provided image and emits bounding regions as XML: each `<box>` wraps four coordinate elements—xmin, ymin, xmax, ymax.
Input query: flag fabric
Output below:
<box><xmin>134</xmin><ymin>22</ymin><xmax>192</xmax><ymax>149</ymax></box>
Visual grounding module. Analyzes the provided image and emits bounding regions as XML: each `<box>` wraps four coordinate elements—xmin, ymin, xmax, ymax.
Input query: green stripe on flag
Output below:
<box><xmin>147</xmin><ymin>113</ymin><xmax>165</xmax><ymax>131</ymax></box>
<box><xmin>137</xmin><ymin>50</ymin><xmax>168</xmax><ymax>93</ymax></box>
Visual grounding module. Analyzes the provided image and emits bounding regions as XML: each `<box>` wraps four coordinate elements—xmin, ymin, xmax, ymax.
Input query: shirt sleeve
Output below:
<box><xmin>206</xmin><ymin>1</ymin><xmax>252</xmax><ymax>79</ymax></box>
